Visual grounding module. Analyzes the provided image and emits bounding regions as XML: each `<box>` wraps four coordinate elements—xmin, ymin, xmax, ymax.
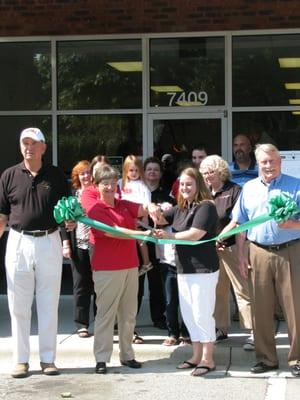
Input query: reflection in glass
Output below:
<box><xmin>233</xmin><ymin>35</ymin><xmax>300</xmax><ymax>107</ymax></box>
<box><xmin>233</xmin><ymin>111</ymin><xmax>300</xmax><ymax>151</ymax></box>
<box><xmin>150</xmin><ymin>37</ymin><xmax>225</xmax><ymax>107</ymax></box>
<box><xmin>58</xmin><ymin>114</ymin><xmax>142</xmax><ymax>173</ymax></box>
<box><xmin>0</xmin><ymin>116</ymin><xmax>52</xmax><ymax>173</ymax></box>
<box><xmin>57</xmin><ymin>40</ymin><xmax>142</xmax><ymax>110</ymax></box>
<box><xmin>0</xmin><ymin>42</ymin><xmax>51</xmax><ymax>111</ymax></box>
<box><xmin>153</xmin><ymin>119</ymin><xmax>221</xmax><ymax>167</ymax></box>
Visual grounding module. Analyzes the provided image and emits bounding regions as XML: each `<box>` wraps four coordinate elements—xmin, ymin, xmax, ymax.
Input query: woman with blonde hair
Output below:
<box><xmin>154</xmin><ymin>167</ymin><xmax>219</xmax><ymax>376</ymax></box>
<box><xmin>200</xmin><ymin>155</ymin><xmax>253</xmax><ymax>349</ymax></box>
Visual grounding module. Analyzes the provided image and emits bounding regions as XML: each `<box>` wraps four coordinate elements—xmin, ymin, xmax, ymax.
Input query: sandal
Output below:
<box><xmin>77</xmin><ymin>328</ymin><xmax>90</xmax><ymax>338</ymax></box>
<box><xmin>180</xmin><ymin>337</ymin><xmax>192</xmax><ymax>345</ymax></box>
<box><xmin>176</xmin><ymin>360</ymin><xmax>197</xmax><ymax>369</ymax></box>
<box><xmin>191</xmin><ymin>365</ymin><xmax>216</xmax><ymax>377</ymax></box>
<box><xmin>133</xmin><ymin>333</ymin><xmax>144</xmax><ymax>344</ymax></box>
<box><xmin>162</xmin><ymin>337</ymin><xmax>179</xmax><ymax>346</ymax></box>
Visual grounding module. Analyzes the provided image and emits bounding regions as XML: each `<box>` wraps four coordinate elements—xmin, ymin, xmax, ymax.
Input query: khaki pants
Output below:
<box><xmin>93</xmin><ymin>268</ymin><xmax>138</xmax><ymax>363</ymax></box>
<box><xmin>214</xmin><ymin>244</ymin><xmax>252</xmax><ymax>332</ymax></box>
<box><xmin>249</xmin><ymin>241</ymin><xmax>300</xmax><ymax>366</ymax></box>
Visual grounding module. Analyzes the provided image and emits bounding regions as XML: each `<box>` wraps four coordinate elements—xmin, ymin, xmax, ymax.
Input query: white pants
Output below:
<box><xmin>178</xmin><ymin>271</ymin><xmax>219</xmax><ymax>343</ymax></box>
<box><xmin>5</xmin><ymin>229</ymin><xmax>63</xmax><ymax>364</ymax></box>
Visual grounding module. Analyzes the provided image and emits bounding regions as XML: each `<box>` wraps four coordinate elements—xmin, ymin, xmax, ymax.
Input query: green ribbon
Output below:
<box><xmin>53</xmin><ymin>193</ymin><xmax>300</xmax><ymax>246</ymax></box>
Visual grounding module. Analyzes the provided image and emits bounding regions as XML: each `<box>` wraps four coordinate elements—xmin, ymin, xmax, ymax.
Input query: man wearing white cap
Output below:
<box><xmin>0</xmin><ymin>128</ymin><xmax>71</xmax><ymax>378</ymax></box>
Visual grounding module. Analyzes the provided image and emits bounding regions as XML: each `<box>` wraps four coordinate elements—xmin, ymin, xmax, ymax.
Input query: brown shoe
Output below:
<box><xmin>40</xmin><ymin>362</ymin><xmax>59</xmax><ymax>375</ymax></box>
<box><xmin>11</xmin><ymin>363</ymin><xmax>29</xmax><ymax>378</ymax></box>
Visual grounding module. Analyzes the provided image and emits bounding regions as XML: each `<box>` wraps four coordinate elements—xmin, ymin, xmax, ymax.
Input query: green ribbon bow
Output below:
<box><xmin>53</xmin><ymin>193</ymin><xmax>300</xmax><ymax>246</ymax></box>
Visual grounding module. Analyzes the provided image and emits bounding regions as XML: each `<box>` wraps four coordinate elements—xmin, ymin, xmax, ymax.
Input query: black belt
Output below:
<box><xmin>252</xmin><ymin>238</ymin><xmax>300</xmax><ymax>251</ymax></box>
<box><xmin>18</xmin><ymin>227</ymin><xmax>58</xmax><ymax>237</ymax></box>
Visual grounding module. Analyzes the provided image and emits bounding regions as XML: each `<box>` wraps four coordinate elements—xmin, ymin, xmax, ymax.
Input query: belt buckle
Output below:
<box><xmin>32</xmin><ymin>230</ymin><xmax>44</xmax><ymax>237</ymax></box>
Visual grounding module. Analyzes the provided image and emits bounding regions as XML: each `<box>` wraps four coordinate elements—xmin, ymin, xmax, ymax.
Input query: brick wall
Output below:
<box><xmin>0</xmin><ymin>0</ymin><xmax>300</xmax><ymax>37</ymax></box>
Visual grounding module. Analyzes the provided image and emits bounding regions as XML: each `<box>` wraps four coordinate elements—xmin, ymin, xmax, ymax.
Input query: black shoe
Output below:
<box><xmin>290</xmin><ymin>363</ymin><xmax>300</xmax><ymax>377</ymax></box>
<box><xmin>153</xmin><ymin>320</ymin><xmax>167</xmax><ymax>330</ymax></box>
<box><xmin>120</xmin><ymin>359</ymin><xmax>142</xmax><ymax>369</ymax></box>
<box><xmin>95</xmin><ymin>362</ymin><xmax>107</xmax><ymax>374</ymax></box>
<box><xmin>250</xmin><ymin>362</ymin><xmax>279</xmax><ymax>374</ymax></box>
<box><xmin>215</xmin><ymin>329</ymin><xmax>228</xmax><ymax>342</ymax></box>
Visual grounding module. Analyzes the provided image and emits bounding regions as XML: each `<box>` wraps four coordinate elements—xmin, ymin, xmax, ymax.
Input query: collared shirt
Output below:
<box><xmin>87</xmin><ymin>198</ymin><xmax>140</xmax><ymax>271</ymax></box>
<box><xmin>164</xmin><ymin>201</ymin><xmax>219</xmax><ymax>274</ymax></box>
<box><xmin>0</xmin><ymin>162</ymin><xmax>69</xmax><ymax>231</ymax></box>
<box><xmin>231</xmin><ymin>173</ymin><xmax>300</xmax><ymax>245</ymax></box>
<box><xmin>229</xmin><ymin>159</ymin><xmax>258</xmax><ymax>187</ymax></box>
<box><xmin>212</xmin><ymin>180</ymin><xmax>241</xmax><ymax>247</ymax></box>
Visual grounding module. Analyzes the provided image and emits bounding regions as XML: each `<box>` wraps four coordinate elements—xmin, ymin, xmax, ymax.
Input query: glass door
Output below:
<box><xmin>147</xmin><ymin>113</ymin><xmax>227</xmax><ymax>166</ymax></box>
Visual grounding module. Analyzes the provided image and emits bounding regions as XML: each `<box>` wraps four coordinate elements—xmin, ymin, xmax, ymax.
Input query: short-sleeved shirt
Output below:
<box><xmin>0</xmin><ymin>162</ymin><xmax>69</xmax><ymax>230</ymax></box>
<box><xmin>87</xmin><ymin>198</ymin><xmax>140</xmax><ymax>271</ymax></box>
<box><xmin>231</xmin><ymin>174</ymin><xmax>300</xmax><ymax>245</ymax></box>
<box><xmin>212</xmin><ymin>180</ymin><xmax>241</xmax><ymax>247</ymax></box>
<box><xmin>119</xmin><ymin>179</ymin><xmax>151</xmax><ymax>205</ymax></box>
<box><xmin>229</xmin><ymin>160</ymin><xmax>258</xmax><ymax>187</ymax></box>
<box><xmin>163</xmin><ymin>201</ymin><xmax>219</xmax><ymax>274</ymax></box>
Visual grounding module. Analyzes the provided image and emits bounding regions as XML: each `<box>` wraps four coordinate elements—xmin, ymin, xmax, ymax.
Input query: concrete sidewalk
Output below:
<box><xmin>0</xmin><ymin>294</ymin><xmax>296</xmax><ymax>400</ymax></box>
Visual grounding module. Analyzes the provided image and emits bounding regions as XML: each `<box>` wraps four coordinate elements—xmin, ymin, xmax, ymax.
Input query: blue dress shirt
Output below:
<box><xmin>231</xmin><ymin>174</ymin><xmax>300</xmax><ymax>245</ymax></box>
<box><xmin>229</xmin><ymin>160</ymin><xmax>258</xmax><ymax>187</ymax></box>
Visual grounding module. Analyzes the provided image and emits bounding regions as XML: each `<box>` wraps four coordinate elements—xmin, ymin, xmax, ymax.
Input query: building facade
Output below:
<box><xmin>0</xmin><ymin>0</ymin><xmax>300</xmax><ymax>174</ymax></box>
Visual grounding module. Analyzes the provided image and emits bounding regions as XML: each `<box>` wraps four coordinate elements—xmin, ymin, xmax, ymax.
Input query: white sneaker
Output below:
<box><xmin>243</xmin><ymin>335</ymin><xmax>255</xmax><ymax>351</ymax></box>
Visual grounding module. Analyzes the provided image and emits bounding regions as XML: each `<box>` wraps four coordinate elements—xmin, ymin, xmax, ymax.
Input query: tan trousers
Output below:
<box><xmin>93</xmin><ymin>268</ymin><xmax>138</xmax><ymax>363</ymax></box>
<box><xmin>249</xmin><ymin>241</ymin><xmax>300</xmax><ymax>366</ymax></box>
<box><xmin>214</xmin><ymin>244</ymin><xmax>252</xmax><ymax>332</ymax></box>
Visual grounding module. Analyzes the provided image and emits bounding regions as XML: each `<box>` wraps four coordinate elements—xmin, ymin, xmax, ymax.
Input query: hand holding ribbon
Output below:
<box><xmin>54</xmin><ymin>193</ymin><xmax>300</xmax><ymax>246</ymax></box>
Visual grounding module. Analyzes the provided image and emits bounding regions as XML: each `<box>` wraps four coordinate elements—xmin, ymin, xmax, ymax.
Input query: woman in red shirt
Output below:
<box><xmin>81</xmin><ymin>164</ymin><xmax>159</xmax><ymax>374</ymax></box>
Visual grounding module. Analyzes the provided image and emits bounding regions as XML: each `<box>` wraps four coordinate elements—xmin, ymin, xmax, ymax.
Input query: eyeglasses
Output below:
<box><xmin>201</xmin><ymin>170</ymin><xmax>216</xmax><ymax>176</ymax></box>
<box><xmin>99</xmin><ymin>180</ymin><xmax>118</xmax><ymax>188</ymax></box>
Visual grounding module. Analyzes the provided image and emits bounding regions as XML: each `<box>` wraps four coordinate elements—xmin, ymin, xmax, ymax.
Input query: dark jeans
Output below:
<box><xmin>70</xmin><ymin>247</ymin><xmax>96</xmax><ymax>329</ymax></box>
<box><xmin>160</xmin><ymin>263</ymin><xmax>189</xmax><ymax>339</ymax></box>
<box><xmin>137</xmin><ymin>262</ymin><xmax>166</xmax><ymax>325</ymax></box>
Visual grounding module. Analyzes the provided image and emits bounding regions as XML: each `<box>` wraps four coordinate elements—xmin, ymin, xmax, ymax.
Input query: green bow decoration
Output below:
<box><xmin>53</xmin><ymin>193</ymin><xmax>300</xmax><ymax>246</ymax></box>
<box><xmin>54</xmin><ymin>197</ymin><xmax>85</xmax><ymax>224</ymax></box>
<box><xmin>268</xmin><ymin>192</ymin><xmax>299</xmax><ymax>224</ymax></box>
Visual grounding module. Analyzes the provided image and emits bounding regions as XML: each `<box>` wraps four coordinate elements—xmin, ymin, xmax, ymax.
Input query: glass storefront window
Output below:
<box><xmin>153</xmin><ymin>118</ymin><xmax>221</xmax><ymax>163</ymax></box>
<box><xmin>233</xmin><ymin>111</ymin><xmax>300</xmax><ymax>151</ymax></box>
<box><xmin>0</xmin><ymin>116</ymin><xmax>52</xmax><ymax>173</ymax></box>
<box><xmin>150</xmin><ymin>37</ymin><xmax>225</xmax><ymax>107</ymax></box>
<box><xmin>57</xmin><ymin>40</ymin><xmax>142</xmax><ymax>110</ymax></box>
<box><xmin>0</xmin><ymin>42</ymin><xmax>51</xmax><ymax>111</ymax></box>
<box><xmin>233</xmin><ymin>34</ymin><xmax>300</xmax><ymax>107</ymax></box>
<box><xmin>58</xmin><ymin>114</ymin><xmax>142</xmax><ymax>173</ymax></box>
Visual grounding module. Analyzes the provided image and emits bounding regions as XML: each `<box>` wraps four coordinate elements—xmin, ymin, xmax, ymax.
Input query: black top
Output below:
<box><xmin>164</xmin><ymin>201</ymin><xmax>219</xmax><ymax>274</ymax></box>
<box><xmin>212</xmin><ymin>180</ymin><xmax>241</xmax><ymax>247</ymax></box>
<box><xmin>0</xmin><ymin>162</ymin><xmax>69</xmax><ymax>231</ymax></box>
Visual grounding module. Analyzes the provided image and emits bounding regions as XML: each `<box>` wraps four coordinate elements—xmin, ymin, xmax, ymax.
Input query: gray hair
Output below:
<box><xmin>200</xmin><ymin>154</ymin><xmax>231</xmax><ymax>183</ymax></box>
<box><xmin>94</xmin><ymin>164</ymin><xmax>119</xmax><ymax>184</ymax></box>
<box><xmin>255</xmin><ymin>143</ymin><xmax>280</xmax><ymax>161</ymax></box>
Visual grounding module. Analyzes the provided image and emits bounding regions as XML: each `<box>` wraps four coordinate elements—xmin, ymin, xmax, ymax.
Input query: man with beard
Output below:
<box><xmin>229</xmin><ymin>134</ymin><xmax>258</xmax><ymax>187</ymax></box>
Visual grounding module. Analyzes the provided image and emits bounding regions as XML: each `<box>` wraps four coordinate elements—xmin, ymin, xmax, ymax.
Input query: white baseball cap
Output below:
<box><xmin>20</xmin><ymin>127</ymin><xmax>46</xmax><ymax>143</ymax></box>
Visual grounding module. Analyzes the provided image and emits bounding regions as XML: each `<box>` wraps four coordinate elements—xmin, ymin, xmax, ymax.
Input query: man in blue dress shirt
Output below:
<box><xmin>229</xmin><ymin>134</ymin><xmax>258</xmax><ymax>187</ymax></box>
<box><xmin>231</xmin><ymin>143</ymin><xmax>300</xmax><ymax>377</ymax></box>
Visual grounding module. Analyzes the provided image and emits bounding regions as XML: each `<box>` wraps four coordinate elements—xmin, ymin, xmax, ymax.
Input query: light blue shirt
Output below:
<box><xmin>231</xmin><ymin>174</ymin><xmax>300</xmax><ymax>245</ymax></box>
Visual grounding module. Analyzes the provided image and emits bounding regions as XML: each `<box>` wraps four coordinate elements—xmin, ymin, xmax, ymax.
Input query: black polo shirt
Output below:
<box><xmin>0</xmin><ymin>162</ymin><xmax>69</xmax><ymax>231</ymax></box>
<box><xmin>212</xmin><ymin>180</ymin><xmax>241</xmax><ymax>247</ymax></box>
<box><xmin>164</xmin><ymin>201</ymin><xmax>219</xmax><ymax>274</ymax></box>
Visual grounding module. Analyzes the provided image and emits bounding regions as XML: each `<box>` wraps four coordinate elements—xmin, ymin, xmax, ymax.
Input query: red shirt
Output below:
<box><xmin>86</xmin><ymin>197</ymin><xmax>140</xmax><ymax>271</ymax></box>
